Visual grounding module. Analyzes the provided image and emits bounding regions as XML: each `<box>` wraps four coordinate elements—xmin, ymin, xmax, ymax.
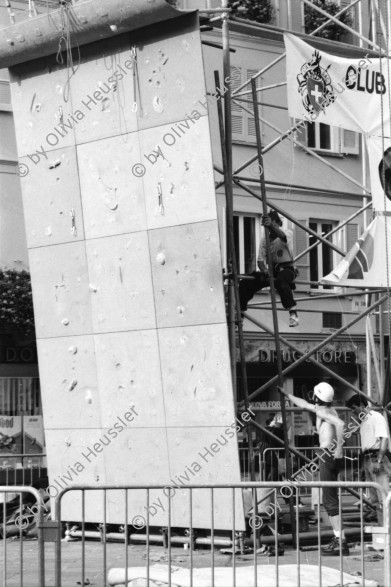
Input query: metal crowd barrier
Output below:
<box><xmin>50</xmin><ymin>481</ymin><xmax>390</xmax><ymax>587</ymax></box>
<box><xmin>260</xmin><ymin>446</ymin><xmax>361</xmax><ymax>487</ymax></box>
<box><xmin>0</xmin><ymin>485</ymin><xmax>45</xmax><ymax>587</ymax></box>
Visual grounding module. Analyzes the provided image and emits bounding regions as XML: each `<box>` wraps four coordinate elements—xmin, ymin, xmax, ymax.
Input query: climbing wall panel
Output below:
<box><xmin>64</xmin><ymin>37</ymin><xmax>138</xmax><ymax>145</ymax></box>
<box><xmin>86</xmin><ymin>233</ymin><xmax>156</xmax><ymax>333</ymax></box>
<box><xmin>149</xmin><ymin>221</ymin><xmax>225</xmax><ymax>329</ymax></box>
<box><xmin>140</xmin><ymin>118</ymin><xmax>217</xmax><ymax>230</ymax></box>
<box><xmin>94</xmin><ymin>330</ymin><xmax>166</xmax><ymax>429</ymax></box>
<box><xmin>158</xmin><ymin>324</ymin><xmax>232</xmax><ymax>427</ymax></box>
<box><xmin>20</xmin><ymin>146</ymin><xmax>84</xmax><ymax>248</ymax></box>
<box><xmin>9</xmin><ymin>56</ymin><xmax>75</xmax><ymax>156</ymax></box>
<box><xmin>8</xmin><ymin>10</ymin><xmax>244</xmax><ymax>530</ymax></box>
<box><xmin>77</xmin><ymin>136</ymin><xmax>146</xmax><ymax>239</ymax></box>
<box><xmin>37</xmin><ymin>336</ymin><xmax>101</xmax><ymax>429</ymax></box>
<box><xmin>28</xmin><ymin>242</ymin><xmax>92</xmax><ymax>339</ymax></box>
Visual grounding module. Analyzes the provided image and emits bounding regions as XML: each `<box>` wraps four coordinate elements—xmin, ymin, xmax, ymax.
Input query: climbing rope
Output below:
<box><xmin>56</xmin><ymin>0</ymin><xmax>80</xmax><ymax>103</ymax></box>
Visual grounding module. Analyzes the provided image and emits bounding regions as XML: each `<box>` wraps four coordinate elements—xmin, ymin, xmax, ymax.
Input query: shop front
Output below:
<box><xmin>236</xmin><ymin>338</ymin><xmax>364</xmax><ymax>452</ymax></box>
<box><xmin>0</xmin><ymin>329</ymin><xmax>44</xmax><ymax>485</ymax></box>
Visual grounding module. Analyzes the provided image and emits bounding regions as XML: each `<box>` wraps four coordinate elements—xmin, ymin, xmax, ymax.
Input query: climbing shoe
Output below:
<box><xmin>321</xmin><ymin>536</ymin><xmax>350</xmax><ymax>556</ymax></box>
<box><xmin>289</xmin><ymin>312</ymin><xmax>299</xmax><ymax>327</ymax></box>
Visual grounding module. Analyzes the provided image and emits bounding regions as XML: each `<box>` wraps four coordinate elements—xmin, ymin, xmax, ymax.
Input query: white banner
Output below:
<box><xmin>285</xmin><ymin>33</ymin><xmax>391</xmax><ymax>136</ymax></box>
<box><xmin>321</xmin><ymin>216</ymin><xmax>391</xmax><ymax>287</ymax></box>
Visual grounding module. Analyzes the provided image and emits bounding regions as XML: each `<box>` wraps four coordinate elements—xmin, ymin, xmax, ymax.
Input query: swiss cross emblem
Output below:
<box><xmin>307</xmin><ymin>78</ymin><xmax>326</xmax><ymax>113</ymax></box>
<box><xmin>297</xmin><ymin>50</ymin><xmax>336</xmax><ymax>115</ymax></box>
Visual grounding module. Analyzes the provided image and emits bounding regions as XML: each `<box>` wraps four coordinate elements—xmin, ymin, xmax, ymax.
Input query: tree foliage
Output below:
<box><xmin>304</xmin><ymin>0</ymin><xmax>353</xmax><ymax>41</ymax></box>
<box><xmin>228</xmin><ymin>0</ymin><xmax>273</xmax><ymax>24</ymax></box>
<box><xmin>0</xmin><ymin>269</ymin><xmax>35</xmax><ymax>334</ymax></box>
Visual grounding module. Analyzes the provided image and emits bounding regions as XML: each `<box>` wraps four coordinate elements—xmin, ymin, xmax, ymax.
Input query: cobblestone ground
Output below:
<box><xmin>0</xmin><ymin>538</ymin><xmax>386</xmax><ymax>587</ymax></box>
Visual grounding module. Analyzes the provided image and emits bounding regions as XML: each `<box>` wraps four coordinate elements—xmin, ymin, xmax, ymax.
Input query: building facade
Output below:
<box><xmin>0</xmin><ymin>0</ymin><xmax>388</xmax><ymax>472</ymax></box>
<box><xmin>0</xmin><ymin>2</ymin><xmax>44</xmax><ymax>479</ymax></box>
<box><xmin>177</xmin><ymin>0</ymin><xmax>388</xmax><ymax>450</ymax></box>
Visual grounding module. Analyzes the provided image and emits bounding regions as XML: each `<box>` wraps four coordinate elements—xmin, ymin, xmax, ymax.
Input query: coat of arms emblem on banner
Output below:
<box><xmin>297</xmin><ymin>50</ymin><xmax>336</xmax><ymax>115</ymax></box>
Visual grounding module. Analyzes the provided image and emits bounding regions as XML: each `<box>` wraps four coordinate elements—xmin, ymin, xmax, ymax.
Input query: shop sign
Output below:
<box><xmin>258</xmin><ymin>349</ymin><xmax>356</xmax><ymax>364</ymax></box>
<box><xmin>0</xmin><ymin>415</ymin><xmax>22</xmax><ymax>454</ymax></box>
<box><xmin>4</xmin><ymin>346</ymin><xmax>37</xmax><ymax>363</ymax></box>
<box><xmin>250</xmin><ymin>401</ymin><xmax>289</xmax><ymax>409</ymax></box>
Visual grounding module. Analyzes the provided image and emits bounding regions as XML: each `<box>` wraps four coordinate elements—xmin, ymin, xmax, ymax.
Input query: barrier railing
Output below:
<box><xmin>0</xmin><ymin>454</ymin><xmax>47</xmax><ymax>487</ymax></box>
<box><xmin>240</xmin><ymin>446</ymin><xmax>361</xmax><ymax>489</ymax></box>
<box><xmin>262</xmin><ymin>446</ymin><xmax>360</xmax><ymax>485</ymax></box>
<box><xmin>0</xmin><ymin>485</ymin><xmax>45</xmax><ymax>587</ymax></box>
<box><xmin>52</xmin><ymin>481</ymin><xmax>389</xmax><ymax>587</ymax></box>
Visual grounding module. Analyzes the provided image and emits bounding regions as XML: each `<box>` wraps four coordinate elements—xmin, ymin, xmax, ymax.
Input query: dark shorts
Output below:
<box><xmin>318</xmin><ymin>450</ymin><xmax>344</xmax><ymax>517</ymax></box>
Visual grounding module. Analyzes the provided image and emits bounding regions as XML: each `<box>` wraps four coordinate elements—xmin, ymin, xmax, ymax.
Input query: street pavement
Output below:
<box><xmin>0</xmin><ymin>536</ymin><xmax>385</xmax><ymax>586</ymax></box>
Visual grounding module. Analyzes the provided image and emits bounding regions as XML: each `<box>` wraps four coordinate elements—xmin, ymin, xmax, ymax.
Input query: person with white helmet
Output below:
<box><xmin>279</xmin><ymin>381</ymin><xmax>349</xmax><ymax>556</ymax></box>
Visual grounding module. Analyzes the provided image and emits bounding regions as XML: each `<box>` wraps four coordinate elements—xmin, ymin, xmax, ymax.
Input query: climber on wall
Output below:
<box><xmin>239</xmin><ymin>210</ymin><xmax>299</xmax><ymax>327</ymax></box>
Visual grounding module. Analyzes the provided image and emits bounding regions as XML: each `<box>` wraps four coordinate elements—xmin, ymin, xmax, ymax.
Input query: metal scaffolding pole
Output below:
<box><xmin>233</xmin><ymin>178</ymin><xmax>346</xmax><ymax>256</ymax></box>
<box><xmin>231</xmin><ymin>0</ymin><xmax>364</xmax><ymax>97</ymax></box>
<box><xmin>245</xmin><ymin>312</ymin><xmax>377</xmax><ymax>401</ymax></box>
<box><xmin>221</xmin><ymin>2</ymin><xmax>237</xmax><ymax>401</ymax></box>
<box><xmin>209</xmin><ymin>1</ymin><xmax>390</xmax><ymax>530</ymax></box>
<box><xmin>245</xmin><ymin>294</ymin><xmax>388</xmax><ymax>404</ymax></box>
<box><xmin>251</xmin><ymin>77</ymin><xmax>297</xmax><ymax>545</ymax></box>
<box><xmin>215</xmin><ymin>68</ymin><xmax>256</xmax><ymax>482</ymax></box>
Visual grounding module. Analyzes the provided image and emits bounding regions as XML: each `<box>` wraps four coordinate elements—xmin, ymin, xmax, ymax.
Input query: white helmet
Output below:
<box><xmin>314</xmin><ymin>382</ymin><xmax>334</xmax><ymax>403</ymax></box>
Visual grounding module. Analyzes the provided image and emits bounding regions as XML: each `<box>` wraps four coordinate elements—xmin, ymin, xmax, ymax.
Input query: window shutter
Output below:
<box><xmin>246</xmin><ymin>69</ymin><xmax>260</xmax><ymax>140</ymax></box>
<box><xmin>293</xmin><ymin>118</ymin><xmax>307</xmax><ymax>145</ymax></box>
<box><xmin>0</xmin><ymin>81</ymin><xmax>10</xmax><ymax>104</ymax></box>
<box><xmin>294</xmin><ymin>221</ymin><xmax>310</xmax><ymax>288</ymax></box>
<box><xmin>341</xmin><ymin>129</ymin><xmax>359</xmax><ymax>155</ymax></box>
<box><xmin>230</xmin><ymin>66</ymin><xmax>244</xmax><ymax>137</ymax></box>
<box><xmin>346</xmin><ymin>222</ymin><xmax>359</xmax><ymax>251</ymax></box>
<box><xmin>291</xmin><ymin>0</ymin><xmax>304</xmax><ymax>32</ymax></box>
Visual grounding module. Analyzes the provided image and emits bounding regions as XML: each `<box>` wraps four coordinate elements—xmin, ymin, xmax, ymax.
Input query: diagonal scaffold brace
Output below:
<box><xmin>250</xmin><ymin>77</ymin><xmax>299</xmax><ymax>545</ymax></box>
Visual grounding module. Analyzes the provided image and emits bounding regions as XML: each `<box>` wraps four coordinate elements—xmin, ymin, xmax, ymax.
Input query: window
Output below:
<box><xmin>309</xmin><ymin>220</ymin><xmax>336</xmax><ymax>289</ymax></box>
<box><xmin>322</xmin><ymin>312</ymin><xmax>342</xmax><ymax>329</ymax></box>
<box><xmin>232</xmin><ymin>214</ymin><xmax>260</xmax><ymax>273</ymax></box>
<box><xmin>230</xmin><ymin>66</ymin><xmax>260</xmax><ymax>143</ymax></box>
<box><xmin>307</xmin><ymin>122</ymin><xmax>334</xmax><ymax>151</ymax></box>
<box><xmin>294</xmin><ymin>220</ymin><xmax>359</xmax><ymax>291</ymax></box>
<box><xmin>295</xmin><ymin>120</ymin><xmax>359</xmax><ymax>155</ymax></box>
<box><xmin>0</xmin><ymin>378</ymin><xmax>41</xmax><ymax>415</ymax></box>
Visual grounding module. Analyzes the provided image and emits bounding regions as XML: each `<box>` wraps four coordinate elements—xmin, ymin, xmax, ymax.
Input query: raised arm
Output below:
<box><xmin>278</xmin><ymin>387</ymin><xmax>317</xmax><ymax>413</ymax></box>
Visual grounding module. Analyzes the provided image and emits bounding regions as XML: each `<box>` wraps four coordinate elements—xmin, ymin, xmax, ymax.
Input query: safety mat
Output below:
<box><xmin>108</xmin><ymin>563</ymin><xmax>378</xmax><ymax>586</ymax></box>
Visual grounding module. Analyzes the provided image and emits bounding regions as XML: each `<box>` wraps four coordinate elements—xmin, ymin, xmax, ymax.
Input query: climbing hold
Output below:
<box><xmin>62</xmin><ymin>318</ymin><xmax>69</xmax><ymax>326</ymax></box>
<box><xmin>68</xmin><ymin>380</ymin><xmax>77</xmax><ymax>392</ymax></box>
<box><xmin>49</xmin><ymin>159</ymin><xmax>61</xmax><ymax>169</ymax></box>
<box><xmin>156</xmin><ymin>252</ymin><xmax>166</xmax><ymax>265</ymax></box>
<box><xmin>153</xmin><ymin>96</ymin><xmax>163</xmax><ymax>113</ymax></box>
<box><xmin>110</xmin><ymin>24</ymin><xmax>118</xmax><ymax>32</ymax></box>
<box><xmin>68</xmin><ymin>346</ymin><xmax>78</xmax><ymax>354</ymax></box>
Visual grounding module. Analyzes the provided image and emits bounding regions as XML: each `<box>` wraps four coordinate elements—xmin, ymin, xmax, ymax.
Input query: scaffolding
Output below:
<box><xmin>197</xmin><ymin>0</ymin><xmax>391</xmax><ymax>541</ymax></box>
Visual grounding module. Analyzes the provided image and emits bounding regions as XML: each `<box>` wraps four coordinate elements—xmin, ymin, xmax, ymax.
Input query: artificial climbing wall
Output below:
<box><xmin>5</xmin><ymin>4</ymin><xmax>244</xmax><ymax>529</ymax></box>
